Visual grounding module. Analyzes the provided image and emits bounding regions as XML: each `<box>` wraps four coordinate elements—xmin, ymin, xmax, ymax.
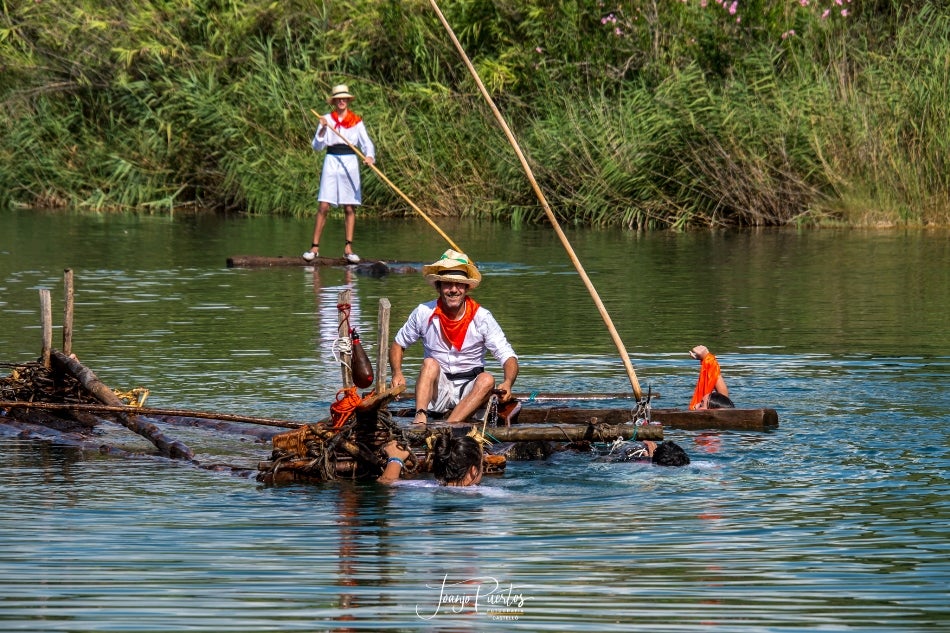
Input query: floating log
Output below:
<box><xmin>508</xmin><ymin>406</ymin><xmax>778</xmax><ymax>431</ymax></box>
<box><xmin>49</xmin><ymin>351</ymin><xmax>194</xmax><ymax>459</ymax></box>
<box><xmin>391</xmin><ymin>404</ymin><xmax>778</xmax><ymax>431</ymax></box>
<box><xmin>652</xmin><ymin>407</ymin><xmax>778</xmax><ymax>431</ymax></box>
<box><xmin>226</xmin><ymin>255</ymin><xmax>420</xmax><ymax>276</ymax></box>
<box><xmin>394</xmin><ymin>391</ymin><xmax>662</xmax><ymax>403</ymax></box>
<box><xmin>406</xmin><ymin>422</ymin><xmax>662</xmax><ymax>443</ymax></box>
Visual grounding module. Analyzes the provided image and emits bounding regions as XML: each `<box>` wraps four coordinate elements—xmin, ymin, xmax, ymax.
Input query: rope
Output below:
<box><xmin>332</xmin><ymin>302</ymin><xmax>354</xmax><ymax>370</ymax></box>
<box><xmin>329</xmin><ymin>386</ymin><xmax>363</xmax><ymax>429</ymax></box>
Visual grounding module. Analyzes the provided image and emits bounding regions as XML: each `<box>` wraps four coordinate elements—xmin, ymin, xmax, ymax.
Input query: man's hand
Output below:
<box><xmin>390</xmin><ymin>372</ymin><xmax>406</xmax><ymax>390</ymax></box>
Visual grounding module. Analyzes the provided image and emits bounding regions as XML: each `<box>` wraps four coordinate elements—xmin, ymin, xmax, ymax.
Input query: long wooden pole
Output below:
<box><xmin>310</xmin><ymin>109</ymin><xmax>464</xmax><ymax>253</ymax></box>
<box><xmin>0</xmin><ymin>401</ymin><xmax>307</xmax><ymax>430</ymax></box>
<box><xmin>428</xmin><ymin>0</ymin><xmax>643</xmax><ymax>399</ymax></box>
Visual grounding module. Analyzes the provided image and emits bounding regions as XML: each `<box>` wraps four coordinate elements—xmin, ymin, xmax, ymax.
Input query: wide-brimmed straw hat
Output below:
<box><xmin>423</xmin><ymin>249</ymin><xmax>481</xmax><ymax>289</ymax></box>
<box><xmin>327</xmin><ymin>84</ymin><xmax>355</xmax><ymax>103</ymax></box>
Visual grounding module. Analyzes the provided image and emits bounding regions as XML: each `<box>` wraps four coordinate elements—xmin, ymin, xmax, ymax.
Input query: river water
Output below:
<box><xmin>0</xmin><ymin>208</ymin><xmax>947</xmax><ymax>631</ymax></box>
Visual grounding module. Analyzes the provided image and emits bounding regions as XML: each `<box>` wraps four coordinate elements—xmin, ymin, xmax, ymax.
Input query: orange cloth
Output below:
<box><xmin>331</xmin><ymin>110</ymin><xmax>362</xmax><ymax>130</ymax></box>
<box><xmin>689</xmin><ymin>354</ymin><xmax>721</xmax><ymax>410</ymax></box>
<box><xmin>429</xmin><ymin>297</ymin><xmax>480</xmax><ymax>351</ymax></box>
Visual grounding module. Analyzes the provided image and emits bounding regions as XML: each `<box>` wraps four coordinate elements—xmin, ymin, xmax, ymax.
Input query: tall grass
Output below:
<box><xmin>0</xmin><ymin>0</ymin><xmax>947</xmax><ymax>227</ymax></box>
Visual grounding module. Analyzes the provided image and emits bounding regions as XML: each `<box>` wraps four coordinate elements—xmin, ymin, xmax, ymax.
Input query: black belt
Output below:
<box><xmin>326</xmin><ymin>145</ymin><xmax>356</xmax><ymax>155</ymax></box>
<box><xmin>445</xmin><ymin>367</ymin><xmax>484</xmax><ymax>381</ymax></box>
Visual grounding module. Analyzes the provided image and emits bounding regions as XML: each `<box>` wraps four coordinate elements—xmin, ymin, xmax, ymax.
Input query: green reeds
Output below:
<box><xmin>1</xmin><ymin>0</ymin><xmax>947</xmax><ymax>227</ymax></box>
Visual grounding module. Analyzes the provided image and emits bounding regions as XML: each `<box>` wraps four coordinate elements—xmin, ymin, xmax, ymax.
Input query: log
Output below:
<box><xmin>652</xmin><ymin>407</ymin><xmax>779</xmax><ymax>431</ymax></box>
<box><xmin>391</xmin><ymin>404</ymin><xmax>778</xmax><ymax>431</ymax></box>
<box><xmin>226</xmin><ymin>255</ymin><xmax>419</xmax><ymax>276</ymax></box>
<box><xmin>49</xmin><ymin>351</ymin><xmax>194</xmax><ymax>460</ymax></box>
<box><xmin>484</xmin><ymin>423</ymin><xmax>662</xmax><ymax>442</ymax></box>
<box><xmin>404</xmin><ymin>422</ymin><xmax>662</xmax><ymax>443</ymax></box>
<box><xmin>506</xmin><ymin>406</ymin><xmax>777</xmax><ymax>431</ymax></box>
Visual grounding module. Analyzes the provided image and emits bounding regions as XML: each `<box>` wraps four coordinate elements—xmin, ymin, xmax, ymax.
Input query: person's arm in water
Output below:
<box><xmin>377</xmin><ymin>440</ymin><xmax>411</xmax><ymax>485</ymax></box>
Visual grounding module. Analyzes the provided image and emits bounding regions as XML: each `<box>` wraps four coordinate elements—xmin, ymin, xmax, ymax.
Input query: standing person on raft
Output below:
<box><xmin>689</xmin><ymin>344</ymin><xmax>735</xmax><ymax>410</ymax></box>
<box><xmin>389</xmin><ymin>250</ymin><xmax>519</xmax><ymax>426</ymax></box>
<box><xmin>303</xmin><ymin>84</ymin><xmax>376</xmax><ymax>264</ymax></box>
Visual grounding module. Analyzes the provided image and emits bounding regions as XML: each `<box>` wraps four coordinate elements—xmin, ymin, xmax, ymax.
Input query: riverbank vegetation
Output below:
<box><xmin>1</xmin><ymin>0</ymin><xmax>947</xmax><ymax>228</ymax></box>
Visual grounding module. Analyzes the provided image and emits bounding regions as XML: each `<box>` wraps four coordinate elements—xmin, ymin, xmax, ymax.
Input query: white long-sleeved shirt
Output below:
<box><xmin>312</xmin><ymin>114</ymin><xmax>375</xmax><ymax>158</ymax></box>
<box><xmin>394</xmin><ymin>299</ymin><xmax>517</xmax><ymax>375</ymax></box>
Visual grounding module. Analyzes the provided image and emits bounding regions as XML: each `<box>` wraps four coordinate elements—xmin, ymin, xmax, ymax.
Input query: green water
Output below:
<box><xmin>0</xmin><ymin>208</ymin><xmax>948</xmax><ymax>631</ymax></box>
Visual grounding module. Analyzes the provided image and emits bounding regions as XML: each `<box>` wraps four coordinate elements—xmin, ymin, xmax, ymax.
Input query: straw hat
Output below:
<box><xmin>327</xmin><ymin>84</ymin><xmax>355</xmax><ymax>103</ymax></box>
<box><xmin>423</xmin><ymin>249</ymin><xmax>481</xmax><ymax>289</ymax></box>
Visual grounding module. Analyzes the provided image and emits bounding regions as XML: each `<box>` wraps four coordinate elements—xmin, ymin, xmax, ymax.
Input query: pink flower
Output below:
<box><xmin>799</xmin><ymin>0</ymin><xmax>809</xmax><ymax>5</ymax></box>
<box><xmin>821</xmin><ymin>9</ymin><xmax>830</xmax><ymax>18</ymax></box>
<box><xmin>728</xmin><ymin>1</ymin><xmax>738</xmax><ymax>16</ymax></box>
<box><xmin>781</xmin><ymin>29</ymin><xmax>796</xmax><ymax>39</ymax></box>
<box><xmin>841</xmin><ymin>9</ymin><xmax>849</xmax><ymax>16</ymax></box>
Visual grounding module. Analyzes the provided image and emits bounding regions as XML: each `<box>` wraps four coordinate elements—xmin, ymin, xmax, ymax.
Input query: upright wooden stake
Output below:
<box><xmin>39</xmin><ymin>289</ymin><xmax>52</xmax><ymax>368</ymax></box>
<box><xmin>337</xmin><ymin>289</ymin><xmax>354</xmax><ymax>388</ymax></box>
<box><xmin>376</xmin><ymin>298</ymin><xmax>391</xmax><ymax>391</ymax></box>
<box><xmin>63</xmin><ymin>269</ymin><xmax>74</xmax><ymax>356</ymax></box>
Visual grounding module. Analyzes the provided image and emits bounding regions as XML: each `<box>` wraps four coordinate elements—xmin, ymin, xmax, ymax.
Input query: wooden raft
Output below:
<box><xmin>226</xmin><ymin>255</ymin><xmax>421</xmax><ymax>275</ymax></box>
<box><xmin>391</xmin><ymin>403</ymin><xmax>778</xmax><ymax>432</ymax></box>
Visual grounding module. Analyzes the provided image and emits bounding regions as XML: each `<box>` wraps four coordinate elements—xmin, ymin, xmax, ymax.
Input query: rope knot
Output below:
<box><xmin>329</xmin><ymin>386</ymin><xmax>363</xmax><ymax>429</ymax></box>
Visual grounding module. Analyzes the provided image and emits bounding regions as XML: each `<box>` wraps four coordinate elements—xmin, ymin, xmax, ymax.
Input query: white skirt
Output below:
<box><xmin>317</xmin><ymin>154</ymin><xmax>362</xmax><ymax>206</ymax></box>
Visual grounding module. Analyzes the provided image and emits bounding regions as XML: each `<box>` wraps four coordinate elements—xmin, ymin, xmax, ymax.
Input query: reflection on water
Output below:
<box><xmin>0</xmin><ymin>209</ymin><xmax>948</xmax><ymax>631</ymax></box>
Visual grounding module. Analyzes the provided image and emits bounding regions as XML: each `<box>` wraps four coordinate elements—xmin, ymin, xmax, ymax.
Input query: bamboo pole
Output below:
<box><xmin>376</xmin><ymin>298</ymin><xmax>391</xmax><ymax>391</ymax></box>
<box><xmin>310</xmin><ymin>108</ymin><xmax>464</xmax><ymax>254</ymax></box>
<box><xmin>428</xmin><ymin>0</ymin><xmax>642</xmax><ymax>399</ymax></box>
<box><xmin>39</xmin><ymin>289</ymin><xmax>52</xmax><ymax>369</ymax></box>
<box><xmin>63</xmin><ymin>269</ymin><xmax>74</xmax><ymax>356</ymax></box>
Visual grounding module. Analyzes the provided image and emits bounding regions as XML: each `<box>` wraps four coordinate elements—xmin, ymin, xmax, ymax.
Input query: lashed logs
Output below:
<box><xmin>407</xmin><ymin>422</ymin><xmax>663</xmax><ymax>443</ymax></box>
<box><xmin>49</xmin><ymin>351</ymin><xmax>193</xmax><ymax>460</ymax></box>
<box><xmin>393</xmin><ymin>405</ymin><xmax>778</xmax><ymax>431</ymax></box>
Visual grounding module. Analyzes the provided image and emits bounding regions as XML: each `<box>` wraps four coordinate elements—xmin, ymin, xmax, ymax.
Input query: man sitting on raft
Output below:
<box><xmin>389</xmin><ymin>249</ymin><xmax>519</xmax><ymax>425</ymax></box>
<box><xmin>689</xmin><ymin>345</ymin><xmax>735</xmax><ymax>410</ymax></box>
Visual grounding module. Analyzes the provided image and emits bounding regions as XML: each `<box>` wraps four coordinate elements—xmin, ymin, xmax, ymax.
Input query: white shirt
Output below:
<box><xmin>394</xmin><ymin>299</ymin><xmax>517</xmax><ymax>375</ymax></box>
<box><xmin>312</xmin><ymin>114</ymin><xmax>375</xmax><ymax>158</ymax></box>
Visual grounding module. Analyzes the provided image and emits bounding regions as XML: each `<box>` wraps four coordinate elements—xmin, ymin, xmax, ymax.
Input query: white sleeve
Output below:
<box><xmin>476</xmin><ymin>308</ymin><xmax>517</xmax><ymax>366</ymax></box>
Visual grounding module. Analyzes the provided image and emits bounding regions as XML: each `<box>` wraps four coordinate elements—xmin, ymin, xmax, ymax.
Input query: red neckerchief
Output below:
<box><xmin>331</xmin><ymin>110</ymin><xmax>362</xmax><ymax>130</ymax></box>
<box><xmin>689</xmin><ymin>354</ymin><xmax>721</xmax><ymax>410</ymax></box>
<box><xmin>429</xmin><ymin>297</ymin><xmax>480</xmax><ymax>351</ymax></box>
